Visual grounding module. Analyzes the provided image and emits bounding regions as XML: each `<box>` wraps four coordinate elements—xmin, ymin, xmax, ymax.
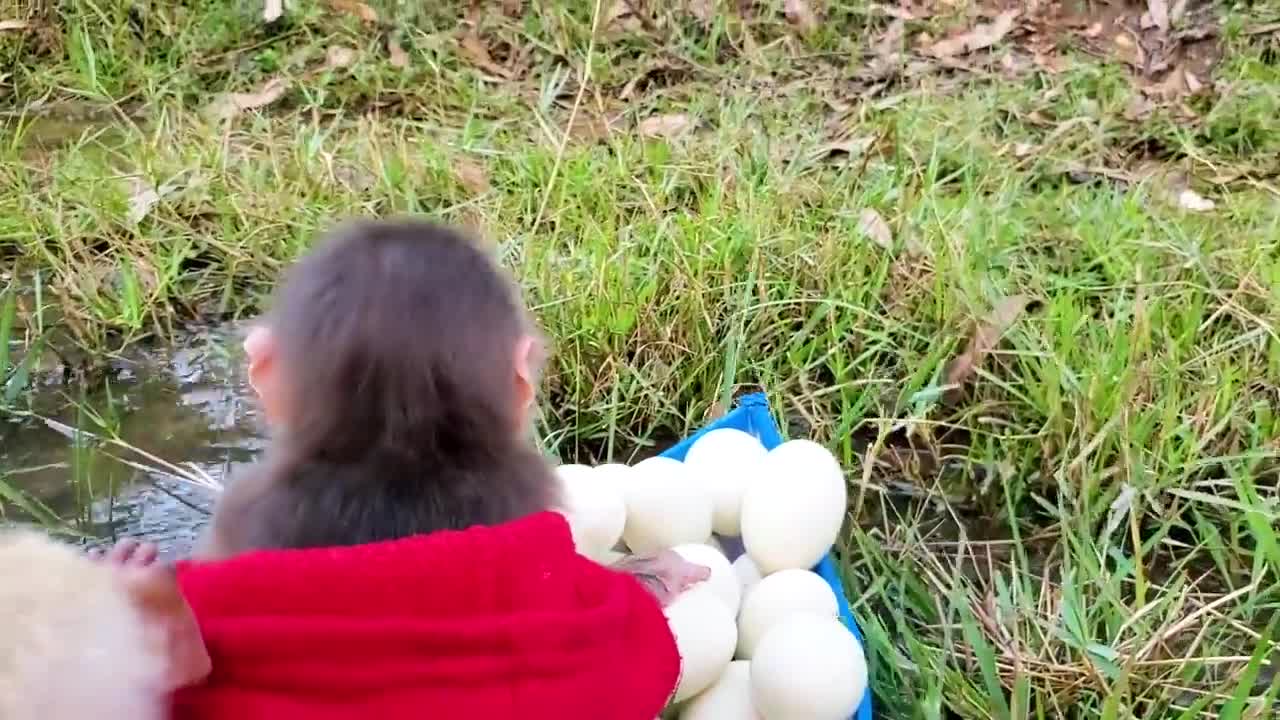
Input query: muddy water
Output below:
<box><xmin>0</xmin><ymin>323</ymin><xmax>264</xmax><ymax>560</ymax></box>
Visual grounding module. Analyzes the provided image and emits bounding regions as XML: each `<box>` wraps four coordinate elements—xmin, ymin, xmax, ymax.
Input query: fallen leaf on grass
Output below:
<box><xmin>328</xmin><ymin>0</ymin><xmax>377</xmax><ymax>23</ymax></box>
<box><xmin>811</xmin><ymin>136</ymin><xmax>875</xmax><ymax>162</ymax></box>
<box><xmin>865</xmin><ymin>18</ymin><xmax>905</xmax><ymax>79</ymax></box>
<box><xmin>324</xmin><ymin>45</ymin><xmax>358</xmax><ymax>71</ymax></box>
<box><xmin>453</xmin><ymin>159</ymin><xmax>490</xmax><ymax>195</ymax></box>
<box><xmin>458</xmin><ymin>33</ymin><xmax>513</xmax><ymax>79</ymax></box>
<box><xmin>207</xmin><ymin>77</ymin><xmax>289</xmax><ymax>120</ymax></box>
<box><xmin>687</xmin><ymin>0</ymin><xmax>716</xmax><ymax>24</ymax></box>
<box><xmin>1146</xmin><ymin>0</ymin><xmax>1169</xmax><ymax>32</ymax></box>
<box><xmin>785</xmin><ymin>0</ymin><xmax>819</xmax><ymax>35</ymax></box>
<box><xmin>262</xmin><ymin>0</ymin><xmax>283</xmax><ymax>22</ymax></box>
<box><xmin>502</xmin><ymin>0</ymin><xmax>525</xmax><ymax>17</ymax></box>
<box><xmin>871</xmin><ymin>3</ymin><xmax>926</xmax><ymax>21</ymax></box>
<box><xmin>126</xmin><ymin>177</ymin><xmax>183</xmax><ymax>225</ymax></box>
<box><xmin>604</xmin><ymin>0</ymin><xmax>644</xmax><ymax>34</ymax></box>
<box><xmin>858</xmin><ymin>209</ymin><xmax>893</xmax><ymax>250</ymax></box>
<box><xmin>566</xmin><ymin>111</ymin><xmax>617</xmax><ymax>143</ymax></box>
<box><xmin>1103</xmin><ymin>483</ymin><xmax>1137</xmax><ymax>541</ymax></box>
<box><xmin>943</xmin><ymin>294</ymin><xmax>1033</xmax><ymax>389</ymax></box>
<box><xmin>1176</xmin><ymin>188</ymin><xmax>1215</xmax><ymax>212</ymax></box>
<box><xmin>928</xmin><ymin>9</ymin><xmax>1019</xmax><ymax>58</ymax></box>
<box><xmin>387</xmin><ymin>37</ymin><xmax>409</xmax><ymax>68</ymax></box>
<box><xmin>1243</xmin><ymin>21</ymin><xmax>1280</xmax><ymax>36</ymax></box>
<box><xmin>0</xmin><ymin>19</ymin><xmax>32</xmax><ymax>32</ymax></box>
<box><xmin>638</xmin><ymin>113</ymin><xmax>691</xmax><ymax>139</ymax></box>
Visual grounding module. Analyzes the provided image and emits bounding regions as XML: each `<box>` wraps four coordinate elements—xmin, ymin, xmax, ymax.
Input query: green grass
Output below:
<box><xmin>4</xmin><ymin>1</ymin><xmax>1280</xmax><ymax>717</ymax></box>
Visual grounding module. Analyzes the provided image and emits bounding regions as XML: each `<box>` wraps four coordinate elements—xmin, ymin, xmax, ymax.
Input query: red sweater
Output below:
<box><xmin>171</xmin><ymin>512</ymin><xmax>679</xmax><ymax>720</ymax></box>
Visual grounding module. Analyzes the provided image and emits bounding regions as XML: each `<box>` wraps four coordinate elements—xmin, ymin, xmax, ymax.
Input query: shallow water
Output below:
<box><xmin>0</xmin><ymin>323</ymin><xmax>263</xmax><ymax>560</ymax></box>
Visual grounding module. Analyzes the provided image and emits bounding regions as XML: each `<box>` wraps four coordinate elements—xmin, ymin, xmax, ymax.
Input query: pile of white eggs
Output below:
<box><xmin>555</xmin><ymin>429</ymin><xmax>868</xmax><ymax>720</ymax></box>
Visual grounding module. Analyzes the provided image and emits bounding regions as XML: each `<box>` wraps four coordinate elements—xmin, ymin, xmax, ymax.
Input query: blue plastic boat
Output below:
<box><xmin>658</xmin><ymin>391</ymin><xmax>873</xmax><ymax>720</ymax></box>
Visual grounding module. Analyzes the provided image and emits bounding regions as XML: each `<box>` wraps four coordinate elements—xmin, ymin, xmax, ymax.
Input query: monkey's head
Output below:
<box><xmin>244</xmin><ymin>218</ymin><xmax>545</xmax><ymax>464</ymax></box>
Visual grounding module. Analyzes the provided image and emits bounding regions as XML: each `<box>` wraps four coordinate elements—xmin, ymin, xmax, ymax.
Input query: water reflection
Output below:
<box><xmin>0</xmin><ymin>323</ymin><xmax>264</xmax><ymax>560</ymax></box>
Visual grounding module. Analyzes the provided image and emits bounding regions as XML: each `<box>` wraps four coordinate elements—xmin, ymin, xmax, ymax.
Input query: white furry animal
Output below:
<box><xmin>0</xmin><ymin>530</ymin><xmax>170</xmax><ymax>720</ymax></box>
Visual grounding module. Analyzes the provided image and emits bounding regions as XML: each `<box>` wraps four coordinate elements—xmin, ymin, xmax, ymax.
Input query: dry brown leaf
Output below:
<box><xmin>208</xmin><ymin>77</ymin><xmax>288</xmax><ymax>120</ymax></box>
<box><xmin>0</xmin><ymin>19</ymin><xmax>33</xmax><ymax>31</ymax></box>
<box><xmin>1125</xmin><ymin>93</ymin><xmax>1156</xmax><ymax>120</ymax></box>
<box><xmin>944</xmin><ymin>294</ymin><xmax>1033</xmax><ymax>388</ymax></box>
<box><xmin>858</xmin><ymin>209</ymin><xmax>893</xmax><ymax>250</ymax></box>
<box><xmin>1033</xmin><ymin>51</ymin><xmax>1069</xmax><ymax>74</ymax></box>
<box><xmin>688</xmin><ymin>0</ymin><xmax>716</xmax><ymax>24</ymax></box>
<box><xmin>1147</xmin><ymin>0</ymin><xmax>1169</xmax><ymax>32</ymax></box>
<box><xmin>1183</xmin><ymin>69</ymin><xmax>1203</xmax><ymax>93</ymax></box>
<box><xmin>785</xmin><ymin>0</ymin><xmax>820</xmax><ymax>35</ymax></box>
<box><xmin>501</xmin><ymin>0</ymin><xmax>525</xmax><ymax>17</ymax></box>
<box><xmin>328</xmin><ymin>0</ymin><xmax>378</xmax><ymax>23</ymax></box>
<box><xmin>868</xmin><ymin>17</ymin><xmax>906</xmax><ymax>76</ymax></box>
<box><xmin>126</xmin><ymin>177</ymin><xmax>182</xmax><ymax>225</ymax></box>
<box><xmin>813</xmin><ymin>136</ymin><xmax>875</xmax><ymax>159</ymax></box>
<box><xmin>928</xmin><ymin>9</ymin><xmax>1018</xmax><ymax>58</ymax></box>
<box><xmin>1176</xmin><ymin>188</ymin><xmax>1215</xmax><ymax>212</ymax></box>
<box><xmin>458</xmin><ymin>33</ymin><xmax>513</xmax><ymax>79</ymax></box>
<box><xmin>873</xmin><ymin>3</ymin><xmax>921</xmax><ymax>21</ymax></box>
<box><xmin>638</xmin><ymin>113</ymin><xmax>692</xmax><ymax>139</ymax></box>
<box><xmin>567</xmin><ymin>112</ymin><xmax>616</xmax><ymax>143</ymax></box>
<box><xmin>1243</xmin><ymin>21</ymin><xmax>1280</xmax><ymax>36</ymax></box>
<box><xmin>387</xmin><ymin>37</ymin><xmax>409</xmax><ymax>68</ymax></box>
<box><xmin>262</xmin><ymin>0</ymin><xmax>283</xmax><ymax>22</ymax></box>
<box><xmin>453</xmin><ymin>159</ymin><xmax>490</xmax><ymax>195</ymax></box>
<box><xmin>604</xmin><ymin>0</ymin><xmax>642</xmax><ymax>33</ymax></box>
<box><xmin>876</xmin><ymin>18</ymin><xmax>905</xmax><ymax>55</ymax></box>
<box><xmin>324</xmin><ymin>45</ymin><xmax>358</xmax><ymax>70</ymax></box>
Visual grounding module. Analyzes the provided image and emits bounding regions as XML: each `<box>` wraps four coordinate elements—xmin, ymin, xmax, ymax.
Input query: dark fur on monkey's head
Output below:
<box><xmin>211</xmin><ymin>219</ymin><xmax>561</xmax><ymax>554</ymax></box>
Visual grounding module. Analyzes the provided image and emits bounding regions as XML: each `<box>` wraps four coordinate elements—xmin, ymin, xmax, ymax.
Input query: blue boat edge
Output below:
<box><xmin>658</xmin><ymin>391</ymin><xmax>874</xmax><ymax>720</ymax></box>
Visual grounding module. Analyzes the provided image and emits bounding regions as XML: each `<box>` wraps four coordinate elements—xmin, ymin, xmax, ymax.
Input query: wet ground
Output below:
<box><xmin>0</xmin><ymin>322</ymin><xmax>264</xmax><ymax>560</ymax></box>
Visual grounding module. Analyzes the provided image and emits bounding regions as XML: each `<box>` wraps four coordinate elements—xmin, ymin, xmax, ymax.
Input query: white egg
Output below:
<box><xmin>593</xmin><ymin>462</ymin><xmax>635</xmax><ymax>498</ymax></box>
<box><xmin>735</xmin><ymin>569</ymin><xmax>838</xmax><ymax>659</ymax></box>
<box><xmin>731</xmin><ymin>554</ymin><xmax>763</xmax><ymax>595</ymax></box>
<box><xmin>671</xmin><ymin>543</ymin><xmax>740</xmax><ymax>614</ymax></box>
<box><xmin>750</xmin><ymin>614</ymin><xmax>867</xmax><ymax>720</ymax></box>
<box><xmin>683</xmin><ymin>428</ymin><xmax>768</xmax><ymax>537</ymax></box>
<box><xmin>623</xmin><ymin>457</ymin><xmax>713</xmax><ymax>554</ymax></box>
<box><xmin>740</xmin><ymin>439</ymin><xmax>847</xmax><ymax>575</ymax></box>
<box><xmin>664</xmin><ymin>586</ymin><xmax>738</xmax><ymax>703</ymax></box>
<box><xmin>677</xmin><ymin>661</ymin><xmax>760</xmax><ymax>720</ymax></box>
<box><xmin>556</xmin><ymin>464</ymin><xmax>627</xmax><ymax>560</ymax></box>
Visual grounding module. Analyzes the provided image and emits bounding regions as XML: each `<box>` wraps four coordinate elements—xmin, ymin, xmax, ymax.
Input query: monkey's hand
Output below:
<box><xmin>611</xmin><ymin>550</ymin><xmax>712</xmax><ymax>607</ymax></box>
<box><xmin>90</xmin><ymin>542</ymin><xmax>213</xmax><ymax>690</ymax></box>
<box><xmin>88</xmin><ymin>537</ymin><xmax>161</xmax><ymax>569</ymax></box>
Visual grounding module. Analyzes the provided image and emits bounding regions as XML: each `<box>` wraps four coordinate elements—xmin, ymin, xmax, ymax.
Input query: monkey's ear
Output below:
<box><xmin>121</xmin><ymin>566</ymin><xmax>213</xmax><ymax>691</ymax></box>
<box><xmin>244</xmin><ymin>325</ymin><xmax>288</xmax><ymax>424</ymax></box>
<box><xmin>244</xmin><ymin>325</ymin><xmax>276</xmax><ymax>385</ymax></box>
<box><xmin>514</xmin><ymin>334</ymin><xmax>542</xmax><ymax>406</ymax></box>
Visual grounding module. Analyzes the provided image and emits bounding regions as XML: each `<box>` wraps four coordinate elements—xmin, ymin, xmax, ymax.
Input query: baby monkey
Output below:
<box><xmin>0</xmin><ymin>531</ymin><xmax>210</xmax><ymax>720</ymax></box>
<box><xmin>197</xmin><ymin>218</ymin><xmax>563</xmax><ymax>557</ymax></box>
<box><xmin>195</xmin><ymin>218</ymin><xmax>707</xmax><ymax>601</ymax></box>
